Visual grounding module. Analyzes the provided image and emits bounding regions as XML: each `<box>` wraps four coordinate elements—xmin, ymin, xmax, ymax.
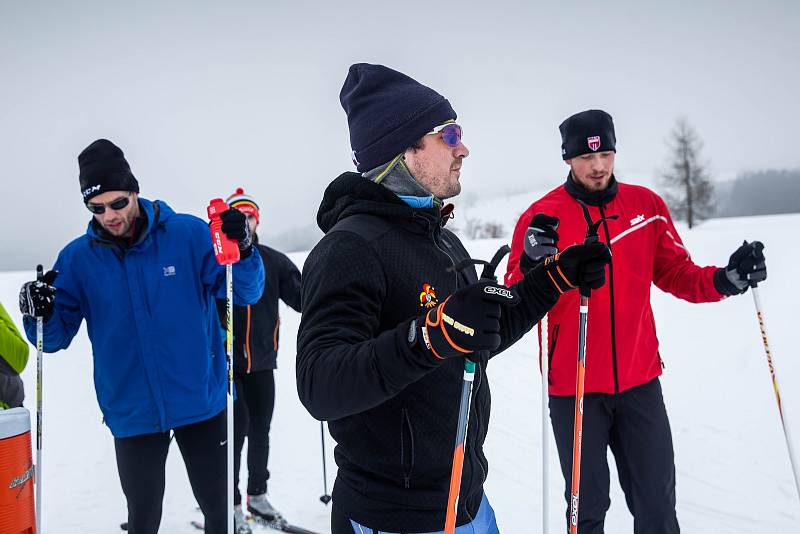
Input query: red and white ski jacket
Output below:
<box><xmin>505</xmin><ymin>178</ymin><xmax>725</xmax><ymax>396</ymax></box>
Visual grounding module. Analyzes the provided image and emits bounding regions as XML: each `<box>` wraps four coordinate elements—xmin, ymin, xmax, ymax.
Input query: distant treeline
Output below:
<box><xmin>716</xmin><ymin>169</ymin><xmax>800</xmax><ymax>218</ymax></box>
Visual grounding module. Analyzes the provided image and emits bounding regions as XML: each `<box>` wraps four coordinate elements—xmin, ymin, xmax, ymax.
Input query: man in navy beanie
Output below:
<box><xmin>297</xmin><ymin>65</ymin><xmax>612</xmax><ymax>533</ymax></box>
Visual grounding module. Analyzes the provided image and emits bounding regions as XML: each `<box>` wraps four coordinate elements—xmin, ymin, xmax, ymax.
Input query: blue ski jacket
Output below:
<box><xmin>23</xmin><ymin>198</ymin><xmax>264</xmax><ymax>438</ymax></box>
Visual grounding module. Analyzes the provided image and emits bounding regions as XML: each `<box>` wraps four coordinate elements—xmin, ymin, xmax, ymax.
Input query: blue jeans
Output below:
<box><xmin>348</xmin><ymin>494</ymin><xmax>500</xmax><ymax>534</ymax></box>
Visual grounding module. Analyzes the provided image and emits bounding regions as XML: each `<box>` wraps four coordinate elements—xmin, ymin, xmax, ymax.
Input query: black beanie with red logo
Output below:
<box><xmin>559</xmin><ymin>109</ymin><xmax>617</xmax><ymax>160</ymax></box>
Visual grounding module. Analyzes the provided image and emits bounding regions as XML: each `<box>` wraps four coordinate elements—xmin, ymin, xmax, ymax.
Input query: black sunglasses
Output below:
<box><xmin>86</xmin><ymin>194</ymin><xmax>131</xmax><ymax>214</ymax></box>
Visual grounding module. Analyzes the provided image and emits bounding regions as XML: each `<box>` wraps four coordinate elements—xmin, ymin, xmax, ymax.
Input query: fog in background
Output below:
<box><xmin>717</xmin><ymin>169</ymin><xmax>800</xmax><ymax>218</ymax></box>
<box><xmin>1</xmin><ymin>1</ymin><xmax>798</xmax><ymax>271</ymax></box>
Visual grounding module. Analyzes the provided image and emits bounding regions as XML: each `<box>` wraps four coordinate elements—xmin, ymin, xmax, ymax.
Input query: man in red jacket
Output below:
<box><xmin>505</xmin><ymin>109</ymin><xmax>767</xmax><ymax>533</ymax></box>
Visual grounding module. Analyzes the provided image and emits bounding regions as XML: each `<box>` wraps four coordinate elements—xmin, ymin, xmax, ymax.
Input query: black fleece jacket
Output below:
<box><xmin>296</xmin><ymin>172</ymin><xmax>558</xmax><ymax>532</ymax></box>
<box><xmin>218</xmin><ymin>241</ymin><xmax>302</xmax><ymax>374</ymax></box>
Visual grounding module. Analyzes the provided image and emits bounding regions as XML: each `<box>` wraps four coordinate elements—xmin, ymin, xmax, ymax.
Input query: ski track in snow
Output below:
<box><xmin>2</xmin><ymin>209</ymin><xmax>799</xmax><ymax>532</ymax></box>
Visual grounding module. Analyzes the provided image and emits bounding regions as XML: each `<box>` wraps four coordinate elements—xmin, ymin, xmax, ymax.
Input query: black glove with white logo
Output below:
<box><xmin>19</xmin><ymin>270</ymin><xmax>59</xmax><ymax>320</ymax></box>
<box><xmin>532</xmin><ymin>241</ymin><xmax>611</xmax><ymax>295</ymax></box>
<box><xmin>220</xmin><ymin>207</ymin><xmax>253</xmax><ymax>258</ymax></box>
<box><xmin>419</xmin><ymin>280</ymin><xmax>520</xmax><ymax>360</ymax></box>
<box><xmin>714</xmin><ymin>240</ymin><xmax>767</xmax><ymax>295</ymax></box>
<box><xmin>520</xmin><ymin>214</ymin><xmax>559</xmax><ymax>274</ymax></box>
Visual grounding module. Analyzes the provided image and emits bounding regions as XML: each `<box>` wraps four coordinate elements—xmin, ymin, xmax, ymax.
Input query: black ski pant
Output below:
<box><xmin>233</xmin><ymin>369</ymin><xmax>275</xmax><ymax>505</ymax></box>
<box><xmin>549</xmin><ymin>378</ymin><xmax>680</xmax><ymax>534</ymax></box>
<box><xmin>114</xmin><ymin>409</ymin><xmax>227</xmax><ymax>534</ymax></box>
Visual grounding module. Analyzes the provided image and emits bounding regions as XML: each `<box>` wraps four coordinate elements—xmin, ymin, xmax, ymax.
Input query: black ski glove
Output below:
<box><xmin>419</xmin><ymin>280</ymin><xmax>520</xmax><ymax>360</ymax></box>
<box><xmin>19</xmin><ymin>270</ymin><xmax>58</xmax><ymax>320</ymax></box>
<box><xmin>219</xmin><ymin>207</ymin><xmax>253</xmax><ymax>258</ymax></box>
<box><xmin>714</xmin><ymin>240</ymin><xmax>767</xmax><ymax>296</ymax></box>
<box><xmin>531</xmin><ymin>242</ymin><xmax>611</xmax><ymax>295</ymax></box>
<box><xmin>520</xmin><ymin>214</ymin><xmax>560</xmax><ymax>274</ymax></box>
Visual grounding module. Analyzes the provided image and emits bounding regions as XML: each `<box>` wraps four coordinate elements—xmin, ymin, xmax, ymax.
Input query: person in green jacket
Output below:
<box><xmin>0</xmin><ymin>301</ymin><xmax>29</xmax><ymax>409</ymax></box>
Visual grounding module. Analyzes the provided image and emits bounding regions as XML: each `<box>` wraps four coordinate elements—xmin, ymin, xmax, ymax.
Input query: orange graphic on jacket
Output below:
<box><xmin>419</xmin><ymin>284</ymin><xmax>438</xmax><ymax>308</ymax></box>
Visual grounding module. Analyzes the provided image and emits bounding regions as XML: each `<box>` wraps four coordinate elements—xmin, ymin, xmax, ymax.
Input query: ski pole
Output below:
<box><xmin>541</xmin><ymin>314</ymin><xmax>550</xmax><ymax>534</ymax></box>
<box><xmin>208</xmin><ymin>199</ymin><xmax>240</xmax><ymax>534</ymax></box>
<box><xmin>569</xmin><ymin>290</ymin><xmax>589</xmax><ymax>534</ymax></box>
<box><xmin>444</xmin><ymin>245</ymin><xmax>511</xmax><ymax>534</ymax></box>
<box><xmin>319</xmin><ymin>421</ymin><xmax>331</xmax><ymax>505</ymax></box>
<box><xmin>36</xmin><ymin>264</ymin><xmax>44</xmax><ymax>534</ymax></box>
<box><xmin>444</xmin><ymin>358</ymin><xmax>477</xmax><ymax>534</ymax></box>
<box><xmin>569</xmin><ymin>200</ymin><xmax>616</xmax><ymax>534</ymax></box>
<box><xmin>225</xmin><ymin>263</ymin><xmax>234</xmax><ymax>533</ymax></box>
<box><xmin>751</xmin><ymin>283</ymin><xmax>800</xmax><ymax>501</ymax></box>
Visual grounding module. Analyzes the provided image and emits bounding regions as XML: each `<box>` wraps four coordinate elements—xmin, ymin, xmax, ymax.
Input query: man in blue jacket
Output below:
<box><xmin>18</xmin><ymin>139</ymin><xmax>264</xmax><ymax>534</ymax></box>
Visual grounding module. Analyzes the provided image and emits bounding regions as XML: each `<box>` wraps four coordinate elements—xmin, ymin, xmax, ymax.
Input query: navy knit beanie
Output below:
<box><xmin>78</xmin><ymin>139</ymin><xmax>139</xmax><ymax>201</ymax></box>
<box><xmin>340</xmin><ymin>63</ymin><xmax>457</xmax><ymax>172</ymax></box>
<box><xmin>559</xmin><ymin>109</ymin><xmax>617</xmax><ymax>160</ymax></box>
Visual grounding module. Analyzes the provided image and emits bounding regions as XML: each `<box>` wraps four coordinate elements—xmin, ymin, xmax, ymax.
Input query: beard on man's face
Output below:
<box><xmin>97</xmin><ymin>206</ymin><xmax>137</xmax><ymax>237</ymax></box>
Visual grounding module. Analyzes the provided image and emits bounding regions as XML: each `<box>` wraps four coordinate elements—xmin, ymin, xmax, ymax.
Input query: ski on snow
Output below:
<box><xmin>251</xmin><ymin>514</ymin><xmax>321</xmax><ymax>534</ymax></box>
<box><xmin>187</xmin><ymin>515</ymin><xmax>321</xmax><ymax>534</ymax></box>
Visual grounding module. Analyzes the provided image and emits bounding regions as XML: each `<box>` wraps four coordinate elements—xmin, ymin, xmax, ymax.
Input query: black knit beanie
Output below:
<box><xmin>78</xmin><ymin>139</ymin><xmax>139</xmax><ymax>202</ymax></box>
<box><xmin>340</xmin><ymin>63</ymin><xmax>457</xmax><ymax>172</ymax></box>
<box><xmin>559</xmin><ymin>109</ymin><xmax>617</xmax><ymax>160</ymax></box>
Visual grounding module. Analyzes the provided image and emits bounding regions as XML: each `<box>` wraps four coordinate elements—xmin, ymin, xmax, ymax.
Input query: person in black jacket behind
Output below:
<box><xmin>219</xmin><ymin>188</ymin><xmax>302</xmax><ymax>531</ymax></box>
<box><xmin>297</xmin><ymin>63</ymin><xmax>613</xmax><ymax>534</ymax></box>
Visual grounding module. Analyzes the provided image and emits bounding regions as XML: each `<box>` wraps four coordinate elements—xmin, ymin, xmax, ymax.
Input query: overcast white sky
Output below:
<box><xmin>1</xmin><ymin>0</ymin><xmax>798</xmax><ymax>271</ymax></box>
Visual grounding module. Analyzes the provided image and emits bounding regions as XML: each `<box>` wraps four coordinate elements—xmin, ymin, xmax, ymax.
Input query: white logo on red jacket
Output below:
<box><xmin>587</xmin><ymin>136</ymin><xmax>601</xmax><ymax>151</ymax></box>
<box><xmin>629</xmin><ymin>214</ymin><xmax>645</xmax><ymax>226</ymax></box>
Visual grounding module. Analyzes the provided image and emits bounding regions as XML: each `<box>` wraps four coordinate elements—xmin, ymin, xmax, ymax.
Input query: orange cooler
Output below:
<box><xmin>0</xmin><ymin>407</ymin><xmax>36</xmax><ymax>533</ymax></box>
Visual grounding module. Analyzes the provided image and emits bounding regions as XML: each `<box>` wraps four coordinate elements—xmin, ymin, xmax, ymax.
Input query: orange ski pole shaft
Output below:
<box><xmin>569</xmin><ymin>295</ymin><xmax>589</xmax><ymax>534</ymax></box>
<box><xmin>444</xmin><ymin>359</ymin><xmax>476</xmax><ymax>534</ymax></box>
<box><xmin>569</xmin><ymin>199</ymin><xmax>611</xmax><ymax>533</ymax></box>
<box><xmin>444</xmin><ymin>245</ymin><xmax>510</xmax><ymax>533</ymax></box>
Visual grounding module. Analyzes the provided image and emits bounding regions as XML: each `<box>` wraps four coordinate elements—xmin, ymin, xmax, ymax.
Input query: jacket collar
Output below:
<box><xmin>317</xmin><ymin>172</ymin><xmax>447</xmax><ymax>236</ymax></box>
<box><xmin>87</xmin><ymin>198</ymin><xmax>168</xmax><ymax>250</ymax></box>
<box><xmin>563</xmin><ymin>172</ymin><xmax>619</xmax><ymax>207</ymax></box>
<box><xmin>362</xmin><ymin>154</ymin><xmax>442</xmax><ymax>208</ymax></box>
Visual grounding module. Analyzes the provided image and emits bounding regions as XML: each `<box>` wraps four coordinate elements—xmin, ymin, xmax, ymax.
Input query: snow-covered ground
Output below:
<box><xmin>2</xmin><ymin>206</ymin><xmax>799</xmax><ymax>533</ymax></box>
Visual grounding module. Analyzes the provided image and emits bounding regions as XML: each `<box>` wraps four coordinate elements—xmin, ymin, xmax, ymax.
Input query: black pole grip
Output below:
<box><xmin>480</xmin><ymin>244</ymin><xmax>512</xmax><ymax>282</ymax></box>
<box><xmin>743</xmin><ymin>240</ymin><xmax>763</xmax><ymax>289</ymax></box>
<box><xmin>574</xmin><ymin>200</ymin><xmax>616</xmax><ymax>298</ymax></box>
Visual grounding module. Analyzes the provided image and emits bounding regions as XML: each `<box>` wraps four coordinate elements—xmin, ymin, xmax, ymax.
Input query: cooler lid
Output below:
<box><xmin>0</xmin><ymin>407</ymin><xmax>31</xmax><ymax>439</ymax></box>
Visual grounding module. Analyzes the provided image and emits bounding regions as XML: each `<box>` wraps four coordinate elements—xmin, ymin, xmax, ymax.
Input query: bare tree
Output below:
<box><xmin>660</xmin><ymin>118</ymin><xmax>714</xmax><ymax>228</ymax></box>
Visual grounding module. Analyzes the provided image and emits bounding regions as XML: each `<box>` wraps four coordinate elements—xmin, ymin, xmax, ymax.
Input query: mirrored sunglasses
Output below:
<box><xmin>86</xmin><ymin>194</ymin><xmax>131</xmax><ymax>214</ymax></box>
<box><xmin>430</xmin><ymin>123</ymin><xmax>463</xmax><ymax>148</ymax></box>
